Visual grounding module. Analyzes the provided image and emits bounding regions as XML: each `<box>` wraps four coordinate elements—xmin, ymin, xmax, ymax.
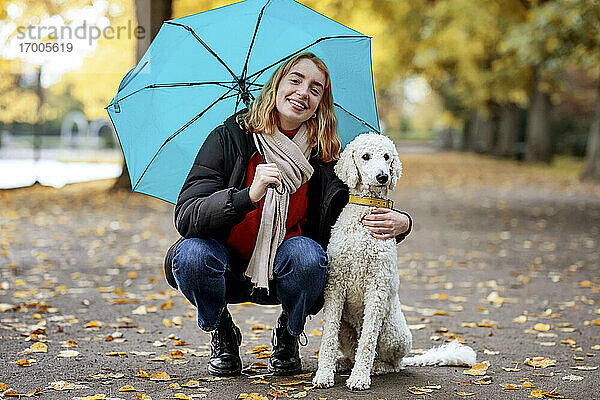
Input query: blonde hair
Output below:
<box><xmin>237</xmin><ymin>53</ymin><xmax>341</xmax><ymax>162</ymax></box>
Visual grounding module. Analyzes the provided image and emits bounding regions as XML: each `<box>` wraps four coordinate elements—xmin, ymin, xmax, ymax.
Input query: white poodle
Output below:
<box><xmin>313</xmin><ymin>133</ymin><xmax>411</xmax><ymax>391</ymax></box>
<box><xmin>313</xmin><ymin>133</ymin><xmax>476</xmax><ymax>391</ymax></box>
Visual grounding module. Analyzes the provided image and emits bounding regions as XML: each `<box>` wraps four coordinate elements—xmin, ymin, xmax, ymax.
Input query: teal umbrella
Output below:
<box><xmin>106</xmin><ymin>0</ymin><xmax>379</xmax><ymax>204</ymax></box>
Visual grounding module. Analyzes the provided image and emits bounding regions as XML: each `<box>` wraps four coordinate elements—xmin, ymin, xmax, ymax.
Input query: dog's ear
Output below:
<box><xmin>389</xmin><ymin>149</ymin><xmax>403</xmax><ymax>190</ymax></box>
<box><xmin>335</xmin><ymin>145</ymin><xmax>359</xmax><ymax>188</ymax></box>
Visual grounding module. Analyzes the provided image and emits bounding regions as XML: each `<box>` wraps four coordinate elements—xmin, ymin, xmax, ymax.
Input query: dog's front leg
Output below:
<box><xmin>346</xmin><ymin>290</ymin><xmax>385</xmax><ymax>391</ymax></box>
<box><xmin>313</xmin><ymin>284</ymin><xmax>345</xmax><ymax>388</ymax></box>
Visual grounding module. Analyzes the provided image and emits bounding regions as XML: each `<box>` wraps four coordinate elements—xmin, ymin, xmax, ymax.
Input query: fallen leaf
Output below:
<box><xmin>463</xmin><ymin>361</ymin><xmax>490</xmax><ymax>376</ymax></box>
<box><xmin>562</xmin><ymin>375</ymin><xmax>583</xmax><ymax>381</ymax></box>
<box><xmin>524</xmin><ymin>357</ymin><xmax>556</xmax><ymax>368</ymax></box>
<box><xmin>529</xmin><ymin>389</ymin><xmax>544</xmax><ymax>398</ymax></box>
<box><xmin>136</xmin><ymin>368</ymin><xmax>149</xmax><ymax>378</ymax></box>
<box><xmin>533</xmin><ymin>323</ymin><xmax>550</xmax><ymax>332</ymax></box>
<box><xmin>106</xmin><ymin>351</ymin><xmax>126</xmax><ymax>356</ymax></box>
<box><xmin>473</xmin><ymin>376</ymin><xmax>492</xmax><ymax>385</ymax></box>
<box><xmin>62</xmin><ymin>340</ymin><xmax>78</xmax><ymax>348</ymax></box>
<box><xmin>57</xmin><ymin>350</ymin><xmax>80</xmax><ymax>358</ymax></box>
<box><xmin>521</xmin><ymin>381</ymin><xmax>535</xmax><ymax>388</ymax></box>
<box><xmin>28</xmin><ymin>342</ymin><xmax>48</xmax><ymax>353</ymax></box>
<box><xmin>150</xmin><ymin>371</ymin><xmax>172</xmax><ymax>381</ymax></box>
<box><xmin>457</xmin><ymin>391</ymin><xmax>475</xmax><ymax>396</ymax></box>
<box><xmin>570</xmin><ymin>365</ymin><xmax>598</xmax><ymax>371</ymax></box>
<box><xmin>169</xmin><ymin>350</ymin><xmax>185</xmax><ymax>359</ymax></box>
<box><xmin>168</xmin><ymin>383</ymin><xmax>182</xmax><ymax>390</ymax></box>
<box><xmin>85</xmin><ymin>321</ymin><xmax>100</xmax><ymax>328</ymax></box>
<box><xmin>174</xmin><ymin>340</ymin><xmax>187</xmax><ymax>346</ymax></box>
<box><xmin>174</xmin><ymin>394</ymin><xmax>191</xmax><ymax>400</ymax></box>
<box><xmin>247</xmin><ymin>345</ymin><xmax>270</xmax><ymax>354</ymax></box>
<box><xmin>504</xmin><ymin>384</ymin><xmax>518</xmax><ymax>390</ymax></box>
<box><xmin>119</xmin><ymin>385</ymin><xmax>136</xmax><ymax>392</ymax></box>
<box><xmin>182</xmin><ymin>380</ymin><xmax>201</xmax><ymax>388</ymax></box>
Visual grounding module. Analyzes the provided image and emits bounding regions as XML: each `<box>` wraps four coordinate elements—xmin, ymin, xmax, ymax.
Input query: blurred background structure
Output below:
<box><xmin>1</xmin><ymin>0</ymin><xmax>599</xmax><ymax>189</ymax></box>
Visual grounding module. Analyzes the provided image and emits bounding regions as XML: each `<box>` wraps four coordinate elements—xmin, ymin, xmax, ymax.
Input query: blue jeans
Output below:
<box><xmin>172</xmin><ymin>236</ymin><xmax>328</xmax><ymax>335</ymax></box>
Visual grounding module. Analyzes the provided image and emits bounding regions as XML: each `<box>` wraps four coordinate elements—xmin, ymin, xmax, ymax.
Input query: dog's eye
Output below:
<box><xmin>384</xmin><ymin>153</ymin><xmax>389</xmax><ymax>161</ymax></box>
<box><xmin>362</xmin><ymin>153</ymin><xmax>370</xmax><ymax>161</ymax></box>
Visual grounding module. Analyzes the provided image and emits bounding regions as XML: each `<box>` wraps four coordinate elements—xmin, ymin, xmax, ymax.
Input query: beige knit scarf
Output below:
<box><xmin>245</xmin><ymin>124</ymin><xmax>314</xmax><ymax>291</ymax></box>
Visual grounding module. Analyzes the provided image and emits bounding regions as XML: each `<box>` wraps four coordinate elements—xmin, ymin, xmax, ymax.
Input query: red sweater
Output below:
<box><xmin>226</xmin><ymin>127</ymin><xmax>308</xmax><ymax>260</ymax></box>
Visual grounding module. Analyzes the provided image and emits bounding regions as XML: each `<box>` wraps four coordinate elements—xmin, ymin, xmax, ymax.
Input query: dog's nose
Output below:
<box><xmin>376</xmin><ymin>172</ymin><xmax>388</xmax><ymax>184</ymax></box>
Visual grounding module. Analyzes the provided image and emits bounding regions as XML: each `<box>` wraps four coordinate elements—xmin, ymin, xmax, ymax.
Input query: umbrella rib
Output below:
<box><xmin>132</xmin><ymin>87</ymin><xmax>236</xmax><ymax>192</ymax></box>
<box><xmin>246</xmin><ymin>34</ymin><xmax>368</xmax><ymax>82</ymax></box>
<box><xmin>108</xmin><ymin>81</ymin><xmax>237</xmax><ymax>108</ymax></box>
<box><xmin>165</xmin><ymin>21</ymin><xmax>239</xmax><ymax>82</ymax></box>
<box><xmin>334</xmin><ymin>102</ymin><xmax>380</xmax><ymax>133</ymax></box>
<box><xmin>241</xmin><ymin>0</ymin><xmax>272</xmax><ymax>82</ymax></box>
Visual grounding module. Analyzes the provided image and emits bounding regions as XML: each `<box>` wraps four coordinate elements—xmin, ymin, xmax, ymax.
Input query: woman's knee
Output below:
<box><xmin>275</xmin><ymin>236</ymin><xmax>328</xmax><ymax>282</ymax></box>
<box><xmin>172</xmin><ymin>238</ymin><xmax>229</xmax><ymax>277</ymax></box>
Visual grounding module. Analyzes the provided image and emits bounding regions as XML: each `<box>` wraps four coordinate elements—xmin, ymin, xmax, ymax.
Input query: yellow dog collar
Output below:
<box><xmin>348</xmin><ymin>194</ymin><xmax>394</xmax><ymax>209</ymax></box>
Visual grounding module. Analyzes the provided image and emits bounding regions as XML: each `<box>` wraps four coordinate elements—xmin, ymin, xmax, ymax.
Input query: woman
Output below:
<box><xmin>163</xmin><ymin>52</ymin><xmax>412</xmax><ymax>377</ymax></box>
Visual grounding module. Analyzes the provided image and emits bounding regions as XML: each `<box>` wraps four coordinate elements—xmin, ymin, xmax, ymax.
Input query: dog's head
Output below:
<box><xmin>334</xmin><ymin>133</ymin><xmax>402</xmax><ymax>191</ymax></box>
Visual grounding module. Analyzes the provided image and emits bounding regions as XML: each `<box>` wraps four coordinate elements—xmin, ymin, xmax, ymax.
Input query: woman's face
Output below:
<box><xmin>275</xmin><ymin>58</ymin><xmax>326</xmax><ymax>131</ymax></box>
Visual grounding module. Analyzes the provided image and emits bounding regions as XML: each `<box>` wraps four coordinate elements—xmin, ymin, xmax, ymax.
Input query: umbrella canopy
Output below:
<box><xmin>106</xmin><ymin>0</ymin><xmax>379</xmax><ymax>204</ymax></box>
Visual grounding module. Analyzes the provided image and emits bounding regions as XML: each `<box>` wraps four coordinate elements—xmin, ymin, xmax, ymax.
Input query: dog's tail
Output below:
<box><xmin>401</xmin><ymin>339</ymin><xmax>476</xmax><ymax>367</ymax></box>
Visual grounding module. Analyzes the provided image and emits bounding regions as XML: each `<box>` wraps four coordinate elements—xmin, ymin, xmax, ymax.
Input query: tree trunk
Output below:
<box><xmin>525</xmin><ymin>72</ymin><xmax>553</xmax><ymax>163</ymax></box>
<box><xmin>496</xmin><ymin>103</ymin><xmax>521</xmax><ymax>158</ymax></box>
<box><xmin>112</xmin><ymin>0</ymin><xmax>173</xmax><ymax>191</ymax></box>
<box><xmin>470</xmin><ymin>111</ymin><xmax>496</xmax><ymax>154</ymax></box>
<box><xmin>580</xmin><ymin>81</ymin><xmax>600</xmax><ymax>180</ymax></box>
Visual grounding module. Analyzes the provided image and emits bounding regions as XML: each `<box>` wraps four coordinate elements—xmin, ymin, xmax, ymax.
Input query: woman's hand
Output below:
<box><xmin>361</xmin><ymin>208</ymin><xmax>410</xmax><ymax>240</ymax></box>
<box><xmin>249</xmin><ymin>163</ymin><xmax>281</xmax><ymax>203</ymax></box>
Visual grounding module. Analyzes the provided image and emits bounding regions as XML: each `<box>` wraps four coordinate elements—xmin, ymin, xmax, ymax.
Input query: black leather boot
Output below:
<box><xmin>268</xmin><ymin>312</ymin><xmax>302</xmax><ymax>376</ymax></box>
<box><xmin>208</xmin><ymin>309</ymin><xmax>242</xmax><ymax>376</ymax></box>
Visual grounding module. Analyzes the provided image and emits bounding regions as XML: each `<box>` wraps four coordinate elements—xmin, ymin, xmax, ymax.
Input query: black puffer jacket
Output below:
<box><xmin>163</xmin><ymin>112</ymin><xmax>411</xmax><ymax>288</ymax></box>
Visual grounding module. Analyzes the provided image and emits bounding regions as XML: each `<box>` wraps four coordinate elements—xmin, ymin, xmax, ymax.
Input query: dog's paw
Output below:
<box><xmin>312</xmin><ymin>368</ymin><xmax>335</xmax><ymax>388</ymax></box>
<box><xmin>346</xmin><ymin>370</ymin><xmax>371</xmax><ymax>391</ymax></box>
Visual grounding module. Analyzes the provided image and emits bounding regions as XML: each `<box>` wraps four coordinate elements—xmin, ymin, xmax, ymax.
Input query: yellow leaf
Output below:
<box><xmin>169</xmin><ymin>350</ymin><xmax>185</xmax><ymax>359</ymax></box>
<box><xmin>533</xmin><ymin>323</ymin><xmax>550</xmax><ymax>332</ymax></box>
<box><xmin>524</xmin><ymin>357</ymin><xmax>556</xmax><ymax>368</ymax></box>
<box><xmin>457</xmin><ymin>391</ymin><xmax>475</xmax><ymax>396</ymax></box>
<box><xmin>463</xmin><ymin>361</ymin><xmax>490</xmax><ymax>376</ymax></box>
<box><xmin>247</xmin><ymin>345</ymin><xmax>270</xmax><ymax>354</ymax></box>
<box><xmin>529</xmin><ymin>389</ymin><xmax>545</xmax><ymax>398</ymax></box>
<box><xmin>513</xmin><ymin>315</ymin><xmax>527</xmax><ymax>323</ymax></box>
<box><xmin>119</xmin><ymin>385</ymin><xmax>136</xmax><ymax>392</ymax></box>
<box><xmin>136</xmin><ymin>368</ymin><xmax>149</xmax><ymax>378</ymax></box>
<box><xmin>504</xmin><ymin>384</ymin><xmax>518</xmax><ymax>390</ymax></box>
<box><xmin>521</xmin><ymin>381</ymin><xmax>535</xmax><ymax>388</ymax></box>
<box><xmin>62</xmin><ymin>339</ymin><xmax>78</xmax><ymax>348</ymax></box>
<box><xmin>106</xmin><ymin>352</ymin><xmax>126</xmax><ymax>356</ymax></box>
<box><xmin>311</xmin><ymin>329</ymin><xmax>322</xmax><ymax>336</ymax></box>
<box><xmin>85</xmin><ymin>321</ymin><xmax>100</xmax><ymax>328</ymax></box>
<box><xmin>16</xmin><ymin>359</ymin><xmax>31</xmax><ymax>367</ymax></box>
<box><xmin>182</xmin><ymin>380</ymin><xmax>200</xmax><ymax>388</ymax></box>
<box><xmin>0</xmin><ymin>383</ymin><xmax>8</xmax><ymax>391</ymax></box>
<box><xmin>28</xmin><ymin>342</ymin><xmax>48</xmax><ymax>353</ymax></box>
<box><xmin>174</xmin><ymin>394</ymin><xmax>191</xmax><ymax>400</ymax></box>
<box><xmin>150</xmin><ymin>371</ymin><xmax>171</xmax><ymax>381</ymax></box>
<box><xmin>168</xmin><ymin>383</ymin><xmax>181</xmax><ymax>389</ymax></box>
<box><xmin>174</xmin><ymin>339</ymin><xmax>187</xmax><ymax>346</ymax></box>
<box><xmin>3</xmin><ymin>389</ymin><xmax>20</xmax><ymax>397</ymax></box>
<box><xmin>579</xmin><ymin>281</ymin><xmax>592</xmax><ymax>288</ymax></box>
<box><xmin>160</xmin><ymin>300</ymin><xmax>174</xmax><ymax>309</ymax></box>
